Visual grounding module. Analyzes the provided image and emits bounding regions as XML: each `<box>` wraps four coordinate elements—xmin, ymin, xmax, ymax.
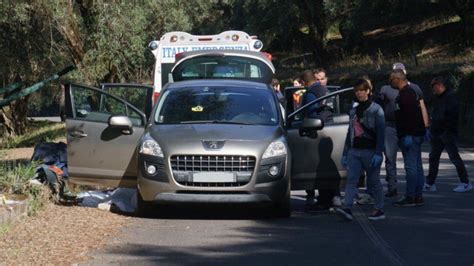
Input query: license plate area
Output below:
<box><xmin>193</xmin><ymin>172</ymin><xmax>235</xmax><ymax>183</ymax></box>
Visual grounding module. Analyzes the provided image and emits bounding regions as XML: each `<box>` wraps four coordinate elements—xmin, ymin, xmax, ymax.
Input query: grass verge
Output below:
<box><xmin>0</xmin><ymin>121</ymin><xmax>66</xmax><ymax>149</ymax></box>
<box><xmin>0</xmin><ymin>161</ymin><xmax>51</xmax><ymax>217</ymax></box>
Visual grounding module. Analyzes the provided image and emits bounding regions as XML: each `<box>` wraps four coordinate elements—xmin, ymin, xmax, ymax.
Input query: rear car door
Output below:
<box><xmin>64</xmin><ymin>83</ymin><xmax>147</xmax><ymax>187</ymax></box>
<box><xmin>286</xmin><ymin>87</ymin><xmax>354</xmax><ymax>191</ymax></box>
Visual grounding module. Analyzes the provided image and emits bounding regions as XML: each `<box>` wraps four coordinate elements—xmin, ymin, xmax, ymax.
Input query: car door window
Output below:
<box><xmin>70</xmin><ymin>84</ymin><xmax>145</xmax><ymax>127</ymax></box>
<box><xmin>101</xmin><ymin>84</ymin><xmax>153</xmax><ymax>119</ymax></box>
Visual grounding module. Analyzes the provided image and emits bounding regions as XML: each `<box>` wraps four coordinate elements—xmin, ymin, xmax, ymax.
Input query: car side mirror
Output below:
<box><xmin>108</xmin><ymin>115</ymin><xmax>133</xmax><ymax>135</ymax></box>
<box><xmin>302</xmin><ymin>118</ymin><xmax>324</xmax><ymax>130</ymax></box>
<box><xmin>299</xmin><ymin>118</ymin><xmax>324</xmax><ymax>138</ymax></box>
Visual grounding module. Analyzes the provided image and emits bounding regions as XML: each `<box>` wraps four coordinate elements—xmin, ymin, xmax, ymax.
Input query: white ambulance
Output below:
<box><xmin>147</xmin><ymin>30</ymin><xmax>265</xmax><ymax>102</ymax></box>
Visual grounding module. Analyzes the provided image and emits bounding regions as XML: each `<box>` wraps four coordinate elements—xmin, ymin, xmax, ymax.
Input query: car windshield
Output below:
<box><xmin>154</xmin><ymin>86</ymin><xmax>278</xmax><ymax>125</ymax></box>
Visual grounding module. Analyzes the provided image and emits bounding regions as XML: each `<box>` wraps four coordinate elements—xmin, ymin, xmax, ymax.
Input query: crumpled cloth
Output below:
<box><xmin>76</xmin><ymin>188</ymin><xmax>137</xmax><ymax>213</ymax></box>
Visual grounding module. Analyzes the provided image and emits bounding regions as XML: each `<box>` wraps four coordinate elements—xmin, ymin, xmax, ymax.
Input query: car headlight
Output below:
<box><xmin>262</xmin><ymin>139</ymin><xmax>287</xmax><ymax>159</ymax></box>
<box><xmin>140</xmin><ymin>138</ymin><xmax>164</xmax><ymax>157</ymax></box>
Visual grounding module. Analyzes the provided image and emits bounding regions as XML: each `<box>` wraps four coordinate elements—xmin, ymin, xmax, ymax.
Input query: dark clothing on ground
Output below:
<box><xmin>429</xmin><ymin>88</ymin><xmax>459</xmax><ymax>136</ymax></box>
<box><xmin>395</xmin><ymin>85</ymin><xmax>425</xmax><ymax>137</ymax></box>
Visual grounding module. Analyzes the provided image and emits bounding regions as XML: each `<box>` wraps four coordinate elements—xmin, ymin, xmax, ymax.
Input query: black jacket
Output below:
<box><xmin>430</xmin><ymin>88</ymin><xmax>459</xmax><ymax>136</ymax></box>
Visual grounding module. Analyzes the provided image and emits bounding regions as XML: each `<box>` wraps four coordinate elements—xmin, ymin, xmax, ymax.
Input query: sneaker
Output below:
<box><xmin>332</xmin><ymin>196</ymin><xmax>343</xmax><ymax>207</ymax></box>
<box><xmin>356</xmin><ymin>195</ymin><xmax>375</xmax><ymax>205</ymax></box>
<box><xmin>423</xmin><ymin>183</ymin><xmax>437</xmax><ymax>192</ymax></box>
<box><xmin>453</xmin><ymin>182</ymin><xmax>473</xmax><ymax>192</ymax></box>
<box><xmin>415</xmin><ymin>196</ymin><xmax>424</xmax><ymax>206</ymax></box>
<box><xmin>393</xmin><ymin>196</ymin><xmax>416</xmax><ymax>207</ymax></box>
<box><xmin>385</xmin><ymin>189</ymin><xmax>398</xmax><ymax>197</ymax></box>
<box><xmin>368</xmin><ymin>209</ymin><xmax>385</xmax><ymax>220</ymax></box>
<box><xmin>335</xmin><ymin>208</ymin><xmax>353</xmax><ymax>221</ymax></box>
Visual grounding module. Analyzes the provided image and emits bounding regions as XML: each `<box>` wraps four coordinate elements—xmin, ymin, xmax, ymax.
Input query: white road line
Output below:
<box><xmin>354</xmin><ymin>205</ymin><xmax>407</xmax><ymax>266</ymax></box>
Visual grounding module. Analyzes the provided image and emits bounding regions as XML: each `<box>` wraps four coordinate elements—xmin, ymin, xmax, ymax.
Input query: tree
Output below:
<box><xmin>446</xmin><ymin>0</ymin><xmax>474</xmax><ymax>42</ymax></box>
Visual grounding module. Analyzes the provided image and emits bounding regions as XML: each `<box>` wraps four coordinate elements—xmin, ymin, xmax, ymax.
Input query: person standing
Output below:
<box><xmin>336</xmin><ymin>78</ymin><xmax>386</xmax><ymax>221</ymax></box>
<box><xmin>300</xmin><ymin>70</ymin><xmax>338</xmax><ymax>210</ymax></box>
<box><xmin>390</xmin><ymin>69</ymin><xmax>426</xmax><ymax>207</ymax></box>
<box><xmin>376</xmin><ymin>63</ymin><xmax>429</xmax><ymax>197</ymax></box>
<box><xmin>424</xmin><ymin>77</ymin><xmax>472</xmax><ymax>192</ymax></box>
<box><xmin>271</xmin><ymin>78</ymin><xmax>286</xmax><ymax>107</ymax></box>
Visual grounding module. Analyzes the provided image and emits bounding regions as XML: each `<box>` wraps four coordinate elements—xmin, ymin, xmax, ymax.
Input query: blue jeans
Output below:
<box><xmin>344</xmin><ymin>148</ymin><xmax>384</xmax><ymax>210</ymax></box>
<box><xmin>384</xmin><ymin>126</ymin><xmax>398</xmax><ymax>191</ymax></box>
<box><xmin>399</xmin><ymin>136</ymin><xmax>424</xmax><ymax>197</ymax></box>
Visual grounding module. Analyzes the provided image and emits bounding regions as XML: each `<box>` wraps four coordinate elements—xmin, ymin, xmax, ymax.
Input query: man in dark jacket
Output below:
<box><xmin>424</xmin><ymin>77</ymin><xmax>472</xmax><ymax>192</ymax></box>
<box><xmin>390</xmin><ymin>69</ymin><xmax>426</xmax><ymax>207</ymax></box>
<box><xmin>300</xmin><ymin>70</ymin><xmax>338</xmax><ymax>210</ymax></box>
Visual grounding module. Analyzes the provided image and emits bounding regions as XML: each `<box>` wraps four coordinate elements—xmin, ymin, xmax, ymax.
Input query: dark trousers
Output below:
<box><xmin>426</xmin><ymin>134</ymin><xmax>469</xmax><ymax>185</ymax></box>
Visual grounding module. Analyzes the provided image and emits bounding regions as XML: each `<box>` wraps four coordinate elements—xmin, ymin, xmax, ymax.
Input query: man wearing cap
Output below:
<box><xmin>390</xmin><ymin>69</ymin><xmax>426</xmax><ymax>207</ymax></box>
<box><xmin>376</xmin><ymin>63</ymin><xmax>429</xmax><ymax>197</ymax></box>
<box><xmin>424</xmin><ymin>77</ymin><xmax>472</xmax><ymax>192</ymax></box>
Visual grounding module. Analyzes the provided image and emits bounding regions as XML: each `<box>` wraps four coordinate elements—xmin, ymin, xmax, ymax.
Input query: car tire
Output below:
<box><xmin>272</xmin><ymin>190</ymin><xmax>291</xmax><ymax>218</ymax></box>
<box><xmin>136</xmin><ymin>190</ymin><xmax>154</xmax><ymax>217</ymax></box>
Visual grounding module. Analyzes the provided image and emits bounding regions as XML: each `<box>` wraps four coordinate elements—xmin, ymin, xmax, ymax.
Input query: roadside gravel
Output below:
<box><xmin>0</xmin><ymin>203</ymin><xmax>131</xmax><ymax>264</ymax></box>
<box><xmin>1</xmin><ymin>145</ymin><xmax>132</xmax><ymax>264</ymax></box>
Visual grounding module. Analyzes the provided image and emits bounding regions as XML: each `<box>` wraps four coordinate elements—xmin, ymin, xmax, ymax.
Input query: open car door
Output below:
<box><xmin>100</xmin><ymin>83</ymin><xmax>154</xmax><ymax>120</ymax></box>
<box><xmin>285</xmin><ymin>87</ymin><xmax>354</xmax><ymax>191</ymax></box>
<box><xmin>64</xmin><ymin>83</ymin><xmax>147</xmax><ymax>188</ymax></box>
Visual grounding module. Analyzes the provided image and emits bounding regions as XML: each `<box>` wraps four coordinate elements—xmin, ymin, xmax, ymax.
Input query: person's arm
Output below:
<box><xmin>445</xmin><ymin>94</ymin><xmax>459</xmax><ymax>135</ymax></box>
<box><xmin>374</xmin><ymin>106</ymin><xmax>386</xmax><ymax>155</ymax></box>
<box><xmin>419</xmin><ymin>99</ymin><xmax>429</xmax><ymax>128</ymax></box>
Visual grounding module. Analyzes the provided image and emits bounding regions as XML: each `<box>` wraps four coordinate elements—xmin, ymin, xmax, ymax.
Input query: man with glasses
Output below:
<box><xmin>424</xmin><ymin>77</ymin><xmax>472</xmax><ymax>192</ymax></box>
<box><xmin>390</xmin><ymin>69</ymin><xmax>426</xmax><ymax>207</ymax></box>
<box><xmin>375</xmin><ymin>63</ymin><xmax>429</xmax><ymax>198</ymax></box>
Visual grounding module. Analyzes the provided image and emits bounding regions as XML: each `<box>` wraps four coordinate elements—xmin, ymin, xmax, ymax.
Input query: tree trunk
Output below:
<box><xmin>55</xmin><ymin>1</ymin><xmax>85</xmax><ymax>67</ymax></box>
<box><xmin>0</xmin><ymin>98</ymin><xmax>29</xmax><ymax>139</ymax></box>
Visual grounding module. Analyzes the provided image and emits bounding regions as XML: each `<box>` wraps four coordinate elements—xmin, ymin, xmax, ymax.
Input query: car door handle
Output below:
<box><xmin>69</xmin><ymin>131</ymin><xmax>88</xmax><ymax>138</ymax></box>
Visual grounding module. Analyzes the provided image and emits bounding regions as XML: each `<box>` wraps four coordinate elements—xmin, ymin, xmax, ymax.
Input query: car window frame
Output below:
<box><xmin>66</xmin><ymin>82</ymin><xmax>147</xmax><ymax>127</ymax></box>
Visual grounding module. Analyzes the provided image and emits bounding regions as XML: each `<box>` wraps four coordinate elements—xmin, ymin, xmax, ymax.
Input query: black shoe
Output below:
<box><xmin>336</xmin><ymin>208</ymin><xmax>353</xmax><ymax>221</ymax></box>
<box><xmin>415</xmin><ymin>196</ymin><xmax>424</xmax><ymax>206</ymax></box>
<box><xmin>385</xmin><ymin>189</ymin><xmax>398</xmax><ymax>198</ymax></box>
<box><xmin>368</xmin><ymin>209</ymin><xmax>386</xmax><ymax>221</ymax></box>
<box><xmin>393</xmin><ymin>197</ymin><xmax>416</xmax><ymax>207</ymax></box>
<box><xmin>304</xmin><ymin>203</ymin><xmax>330</xmax><ymax>212</ymax></box>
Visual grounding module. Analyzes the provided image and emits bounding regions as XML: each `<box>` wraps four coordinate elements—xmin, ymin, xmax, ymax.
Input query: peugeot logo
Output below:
<box><xmin>202</xmin><ymin>140</ymin><xmax>225</xmax><ymax>150</ymax></box>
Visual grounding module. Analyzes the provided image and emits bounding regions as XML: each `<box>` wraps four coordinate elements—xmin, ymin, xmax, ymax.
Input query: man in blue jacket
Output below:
<box><xmin>300</xmin><ymin>70</ymin><xmax>337</xmax><ymax>211</ymax></box>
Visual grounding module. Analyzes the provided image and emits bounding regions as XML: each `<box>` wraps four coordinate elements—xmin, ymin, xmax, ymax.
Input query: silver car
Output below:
<box><xmin>65</xmin><ymin>52</ymin><xmax>352</xmax><ymax>217</ymax></box>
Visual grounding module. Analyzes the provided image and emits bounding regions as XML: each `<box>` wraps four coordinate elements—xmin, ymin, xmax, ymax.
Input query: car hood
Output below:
<box><xmin>147</xmin><ymin>124</ymin><xmax>283</xmax><ymax>157</ymax></box>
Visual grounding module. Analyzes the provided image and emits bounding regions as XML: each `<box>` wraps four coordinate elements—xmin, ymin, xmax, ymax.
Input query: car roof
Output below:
<box><xmin>165</xmin><ymin>79</ymin><xmax>271</xmax><ymax>91</ymax></box>
<box><xmin>173</xmin><ymin>50</ymin><xmax>275</xmax><ymax>73</ymax></box>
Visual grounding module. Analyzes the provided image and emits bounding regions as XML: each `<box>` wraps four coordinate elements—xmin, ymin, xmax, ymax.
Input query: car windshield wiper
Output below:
<box><xmin>180</xmin><ymin>120</ymin><xmax>252</xmax><ymax>125</ymax></box>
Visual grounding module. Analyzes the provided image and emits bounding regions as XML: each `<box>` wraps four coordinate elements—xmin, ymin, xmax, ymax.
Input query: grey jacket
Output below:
<box><xmin>343</xmin><ymin>102</ymin><xmax>385</xmax><ymax>156</ymax></box>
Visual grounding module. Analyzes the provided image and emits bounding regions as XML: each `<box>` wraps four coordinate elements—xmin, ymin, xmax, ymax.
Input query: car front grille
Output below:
<box><xmin>170</xmin><ymin>155</ymin><xmax>256</xmax><ymax>187</ymax></box>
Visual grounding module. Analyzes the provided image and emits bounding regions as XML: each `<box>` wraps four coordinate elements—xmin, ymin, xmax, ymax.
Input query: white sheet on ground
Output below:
<box><xmin>76</xmin><ymin>188</ymin><xmax>137</xmax><ymax>213</ymax></box>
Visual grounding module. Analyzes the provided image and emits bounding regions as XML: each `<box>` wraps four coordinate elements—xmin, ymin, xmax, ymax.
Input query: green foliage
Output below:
<box><xmin>0</xmin><ymin>159</ymin><xmax>51</xmax><ymax>216</ymax></box>
<box><xmin>0</xmin><ymin>122</ymin><xmax>65</xmax><ymax>149</ymax></box>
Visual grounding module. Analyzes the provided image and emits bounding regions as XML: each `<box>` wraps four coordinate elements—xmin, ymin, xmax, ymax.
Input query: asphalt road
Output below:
<box><xmin>83</xmin><ymin>145</ymin><xmax>474</xmax><ymax>266</ymax></box>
